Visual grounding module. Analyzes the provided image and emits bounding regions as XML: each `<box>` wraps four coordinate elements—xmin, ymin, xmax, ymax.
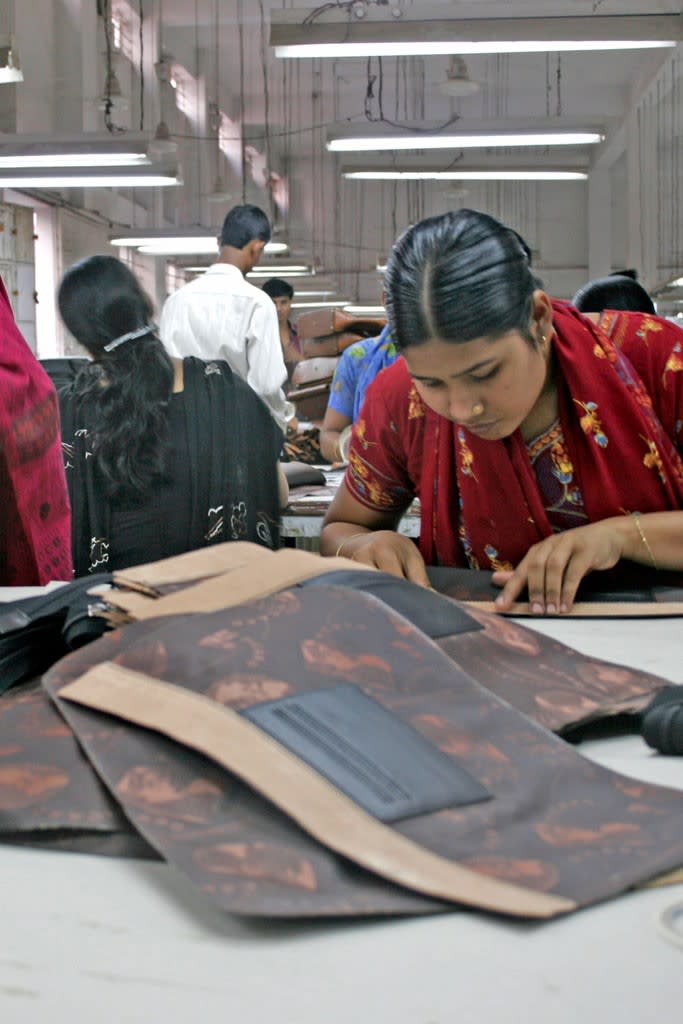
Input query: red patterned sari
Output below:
<box><xmin>345</xmin><ymin>302</ymin><xmax>683</xmax><ymax>569</ymax></box>
<box><xmin>0</xmin><ymin>278</ymin><xmax>72</xmax><ymax>584</ymax></box>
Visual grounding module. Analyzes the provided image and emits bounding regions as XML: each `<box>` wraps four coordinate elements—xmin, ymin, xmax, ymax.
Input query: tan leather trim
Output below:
<box><xmin>465</xmin><ymin>600</ymin><xmax>683</xmax><ymax>619</ymax></box>
<box><xmin>58</xmin><ymin>662</ymin><xmax>575</xmax><ymax>919</ymax></box>
<box><xmin>127</xmin><ymin>549</ymin><xmax>374</xmax><ymax>621</ymax></box>
<box><xmin>113</xmin><ymin>541</ymin><xmax>273</xmax><ymax>591</ymax></box>
<box><xmin>639</xmin><ymin>866</ymin><xmax>683</xmax><ymax>889</ymax></box>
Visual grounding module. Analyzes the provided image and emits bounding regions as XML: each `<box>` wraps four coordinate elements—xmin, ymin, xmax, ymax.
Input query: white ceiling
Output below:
<box><xmin>0</xmin><ymin>0</ymin><xmax>681</xmax><ymax>312</ymax></box>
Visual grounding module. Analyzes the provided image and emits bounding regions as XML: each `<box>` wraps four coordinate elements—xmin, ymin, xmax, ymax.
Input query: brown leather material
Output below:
<box><xmin>40</xmin><ymin>586</ymin><xmax>683</xmax><ymax>919</ymax></box>
<box><xmin>434</xmin><ymin>607</ymin><xmax>670</xmax><ymax>735</ymax></box>
<box><xmin>59</xmin><ymin>663</ymin><xmax>573</xmax><ymax>918</ymax></box>
<box><xmin>291</xmin><ymin>357</ymin><xmax>339</xmax><ymax>387</ymax></box>
<box><xmin>286</xmin><ymin>382</ymin><xmax>333</xmax><ymax>421</ymax></box>
<box><xmin>0</xmin><ymin>680</ymin><xmax>123</xmax><ymax>833</ymax></box>
<box><xmin>297</xmin><ymin>309</ymin><xmax>386</xmax><ymax>342</ymax></box>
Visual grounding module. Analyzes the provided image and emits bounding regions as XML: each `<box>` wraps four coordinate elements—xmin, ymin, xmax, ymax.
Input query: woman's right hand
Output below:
<box><xmin>340</xmin><ymin>530</ymin><xmax>431</xmax><ymax>587</ymax></box>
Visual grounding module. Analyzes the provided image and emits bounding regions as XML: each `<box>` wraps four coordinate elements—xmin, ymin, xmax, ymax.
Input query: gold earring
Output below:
<box><xmin>472</xmin><ymin>402</ymin><xmax>484</xmax><ymax>417</ymax></box>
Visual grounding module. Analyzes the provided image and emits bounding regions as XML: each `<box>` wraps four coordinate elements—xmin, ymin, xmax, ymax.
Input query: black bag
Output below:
<box><xmin>0</xmin><ymin>573</ymin><xmax>111</xmax><ymax>693</ymax></box>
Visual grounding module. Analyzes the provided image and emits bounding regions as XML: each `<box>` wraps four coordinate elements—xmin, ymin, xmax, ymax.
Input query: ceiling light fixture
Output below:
<box><xmin>327</xmin><ymin>128</ymin><xmax>604</xmax><ymax>153</ymax></box>
<box><xmin>0</xmin><ymin>135</ymin><xmax>156</xmax><ymax>168</ymax></box>
<box><xmin>247</xmin><ymin>264</ymin><xmax>313</xmax><ymax>276</ymax></box>
<box><xmin>292</xmin><ymin>300</ymin><xmax>351</xmax><ymax>309</ymax></box>
<box><xmin>0</xmin><ymin>36</ymin><xmax>23</xmax><ymax>84</ymax></box>
<box><xmin>343</xmin><ymin>304</ymin><xmax>386</xmax><ymax>316</ymax></box>
<box><xmin>0</xmin><ymin>169</ymin><xmax>179</xmax><ymax>189</ymax></box>
<box><xmin>345</xmin><ymin>169</ymin><xmax>588</xmax><ymax>182</ymax></box>
<box><xmin>271</xmin><ymin>8</ymin><xmax>680</xmax><ymax>58</ymax></box>
<box><xmin>110</xmin><ymin>233</ymin><xmax>287</xmax><ymax>256</ymax></box>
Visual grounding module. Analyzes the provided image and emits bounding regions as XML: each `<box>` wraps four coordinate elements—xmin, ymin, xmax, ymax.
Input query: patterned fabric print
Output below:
<box><xmin>457</xmin><ymin>428</ymin><xmax>478</xmax><ymax>482</ymax></box>
<box><xmin>407</xmin><ymin>382</ymin><xmax>425</xmax><ymax>421</ymax></box>
<box><xmin>527</xmin><ymin>421</ymin><xmax>588</xmax><ymax>533</ymax></box>
<box><xmin>641</xmin><ymin>437</ymin><xmax>667</xmax><ymax>485</ymax></box>
<box><xmin>635</xmin><ymin>316</ymin><xmax>664</xmax><ymax>345</ymax></box>
<box><xmin>328</xmin><ymin>327</ymin><xmax>399</xmax><ymax>423</ymax></box>
<box><xmin>39</xmin><ymin>587</ymin><xmax>683</xmax><ymax>917</ymax></box>
<box><xmin>663</xmin><ymin>343</ymin><xmax>683</xmax><ymax>389</ymax></box>
<box><xmin>348</xmin><ymin>446</ymin><xmax>410</xmax><ymax>512</ymax></box>
<box><xmin>574</xmin><ymin>400</ymin><xmax>609</xmax><ymax>448</ymax></box>
<box><xmin>483</xmin><ymin>544</ymin><xmax>513</xmax><ymax>573</ymax></box>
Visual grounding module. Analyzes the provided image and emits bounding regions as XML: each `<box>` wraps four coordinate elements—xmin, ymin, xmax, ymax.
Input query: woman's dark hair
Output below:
<box><xmin>572</xmin><ymin>274</ymin><xmax>656</xmax><ymax>315</ymax></box>
<box><xmin>385</xmin><ymin>209</ymin><xmax>539</xmax><ymax>350</ymax></box>
<box><xmin>57</xmin><ymin>255</ymin><xmax>174</xmax><ymax>499</ymax></box>
<box><xmin>220</xmin><ymin>204</ymin><xmax>271</xmax><ymax>249</ymax></box>
<box><xmin>261</xmin><ymin>277</ymin><xmax>294</xmax><ymax>300</ymax></box>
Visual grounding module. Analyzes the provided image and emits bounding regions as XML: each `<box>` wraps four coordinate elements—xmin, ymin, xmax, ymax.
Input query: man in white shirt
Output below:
<box><xmin>160</xmin><ymin>204</ymin><xmax>294</xmax><ymax>432</ymax></box>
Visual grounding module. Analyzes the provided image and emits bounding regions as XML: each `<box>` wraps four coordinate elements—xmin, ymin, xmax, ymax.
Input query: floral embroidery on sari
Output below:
<box><xmin>641</xmin><ymin>436</ymin><xmax>667</xmax><ymax>484</ymax></box>
<box><xmin>457</xmin><ymin>428</ymin><xmax>478</xmax><ymax>481</ymax></box>
<box><xmin>484</xmin><ymin>544</ymin><xmax>513</xmax><ymax>572</ymax></box>
<box><xmin>574</xmin><ymin>400</ymin><xmax>608</xmax><ymax>448</ymax></box>
<box><xmin>663</xmin><ymin>342</ymin><xmax>683</xmax><ymax>389</ymax></box>
<box><xmin>407</xmin><ymin>384</ymin><xmax>425</xmax><ymax>420</ymax></box>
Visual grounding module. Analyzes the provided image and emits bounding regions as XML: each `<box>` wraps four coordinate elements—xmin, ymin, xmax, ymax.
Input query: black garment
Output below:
<box><xmin>59</xmin><ymin>357</ymin><xmax>283</xmax><ymax>576</ymax></box>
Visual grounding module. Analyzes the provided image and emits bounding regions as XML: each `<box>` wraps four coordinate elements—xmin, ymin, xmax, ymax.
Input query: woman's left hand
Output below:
<box><xmin>492</xmin><ymin>520</ymin><xmax>627</xmax><ymax>614</ymax></box>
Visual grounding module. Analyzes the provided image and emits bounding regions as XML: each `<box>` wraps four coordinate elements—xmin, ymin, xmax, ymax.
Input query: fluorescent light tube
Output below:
<box><xmin>343</xmin><ymin>305</ymin><xmax>386</xmax><ymax>316</ymax></box>
<box><xmin>0</xmin><ymin>173</ymin><xmax>179</xmax><ymax>188</ymax></box>
<box><xmin>291</xmin><ymin>300</ymin><xmax>350</xmax><ymax>309</ymax></box>
<box><xmin>668</xmin><ymin>276</ymin><xmax>683</xmax><ymax>288</ymax></box>
<box><xmin>248</xmin><ymin>265</ymin><xmax>312</xmax><ymax>275</ymax></box>
<box><xmin>0</xmin><ymin>153</ymin><xmax>151</xmax><ymax>168</ymax></box>
<box><xmin>328</xmin><ymin>132</ymin><xmax>604</xmax><ymax>152</ymax></box>
<box><xmin>276</xmin><ymin>40</ymin><xmax>674</xmax><ymax>58</ymax></box>
<box><xmin>111</xmin><ymin>236</ymin><xmax>288</xmax><ymax>256</ymax></box>
<box><xmin>345</xmin><ymin>170</ymin><xmax>587</xmax><ymax>181</ymax></box>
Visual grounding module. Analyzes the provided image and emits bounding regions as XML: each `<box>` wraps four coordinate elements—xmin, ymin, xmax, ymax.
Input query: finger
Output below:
<box><xmin>491</xmin><ymin>570</ymin><xmax>513</xmax><ymax>588</ymax></box>
<box><xmin>542</xmin><ymin>547</ymin><xmax>573</xmax><ymax>614</ymax></box>
<box><xmin>524</xmin><ymin>547</ymin><xmax>552</xmax><ymax>614</ymax></box>
<box><xmin>559</xmin><ymin>550</ymin><xmax>594</xmax><ymax>612</ymax></box>
<box><xmin>372</xmin><ymin>543</ymin><xmax>411</xmax><ymax>580</ymax></box>
<box><xmin>400</xmin><ymin>543</ymin><xmax>432</xmax><ymax>588</ymax></box>
<box><xmin>494</xmin><ymin>563</ymin><xmax>529</xmax><ymax>610</ymax></box>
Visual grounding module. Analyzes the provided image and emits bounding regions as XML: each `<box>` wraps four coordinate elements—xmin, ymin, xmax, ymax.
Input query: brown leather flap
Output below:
<box><xmin>59</xmin><ymin>662</ymin><xmax>574</xmax><ymax>919</ymax></box>
<box><xmin>286</xmin><ymin>381</ymin><xmax>333</xmax><ymax>403</ymax></box>
<box><xmin>291</xmin><ymin>356</ymin><xmax>339</xmax><ymax>387</ymax></box>
<box><xmin>302</xmin><ymin>331</ymin><xmax>365</xmax><ymax>358</ymax></box>
<box><xmin>297</xmin><ymin>308</ymin><xmax>386</xmax><ymax>341</ymax></box>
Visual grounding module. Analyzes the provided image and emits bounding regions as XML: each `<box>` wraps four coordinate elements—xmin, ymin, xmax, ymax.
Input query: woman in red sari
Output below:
<box><xmin>0</xmin><ymin>277</ymin><xmax>72</xmax><ymax>585</ymax></box>
<box><xmin>320</xmin><ymin>209</ymin><xmax>683</xmax><ymax>614</ymax></box>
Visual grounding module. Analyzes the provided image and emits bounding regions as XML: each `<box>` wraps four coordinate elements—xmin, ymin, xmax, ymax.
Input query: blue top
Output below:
<box><xmin>328</xmin><ymin>325</ymin><xmax>398</xmax><ymax>423</ymax></box>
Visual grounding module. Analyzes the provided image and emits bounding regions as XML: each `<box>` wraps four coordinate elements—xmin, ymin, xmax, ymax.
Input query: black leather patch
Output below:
<box><xmin>300</xmin><ymin>570</ymin><xmax>481</xmax><ymax>638</ymax></box>
<box><xmin>243</xmin><ymin>683</ymin><xmax>490</xmax><ymax>822</ymax></box>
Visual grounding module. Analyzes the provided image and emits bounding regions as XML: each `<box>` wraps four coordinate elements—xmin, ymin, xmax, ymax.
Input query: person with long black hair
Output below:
<box><xmin>320</xmin><ymin>209</ymin><xmax>683</xmax><ymax>614</ymax></box>
<box><xmin>57</xmin><ymin>255</ymin><xmax>284</xmax><ymax>576</ymax></box>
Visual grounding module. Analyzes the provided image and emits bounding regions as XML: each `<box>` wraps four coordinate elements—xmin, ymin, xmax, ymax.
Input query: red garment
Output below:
<box><xmin>346</xmin><ymin>302</ymin><xmax>683</xmax><ymax>569</ymax></box>
<box><xmin>0</xmin><ymin>278</ymin><xmax>72</xmax><ymax>584</ymax></box>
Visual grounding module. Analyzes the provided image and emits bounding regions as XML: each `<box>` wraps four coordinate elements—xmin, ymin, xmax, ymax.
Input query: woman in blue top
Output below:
<box><xmin>319</xmin><ymin>324</ymin><xmax>398</xmax><ymax>462</ymax></box>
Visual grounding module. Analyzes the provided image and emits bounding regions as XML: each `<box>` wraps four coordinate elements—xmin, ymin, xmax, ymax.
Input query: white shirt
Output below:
<box><xmin>159</xmin><ymin>263</ymin><xmax>293</xmax><ymax>431</ymax></box>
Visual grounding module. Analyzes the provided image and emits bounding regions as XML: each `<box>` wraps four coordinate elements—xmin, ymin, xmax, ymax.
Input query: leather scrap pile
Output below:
<box><xmin>287</xmin><ymin>309</ymin><xmax>386</xmax><ymax>421</ymax></box>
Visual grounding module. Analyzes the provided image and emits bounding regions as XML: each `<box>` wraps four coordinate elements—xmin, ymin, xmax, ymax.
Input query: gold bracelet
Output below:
<box><xmin>632</xmin><ymin>512</ymin><xmax>658</xmax><ymax>570</ymax></box>
<box><xmin>335</xmin><ymin>532</ymin><xmax>369</xmax><ymax>559</ymax></box>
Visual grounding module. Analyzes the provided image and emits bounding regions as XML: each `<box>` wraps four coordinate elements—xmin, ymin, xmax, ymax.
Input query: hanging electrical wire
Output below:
<box><xmin>138</xmin><ymin>0</ymin><xmax>144</xmax><ymax>131</ymax></box>
<box><xmin>98</xmin><ymin>0</ymin><xmax>126</xmax><ymax>134</ymax></box>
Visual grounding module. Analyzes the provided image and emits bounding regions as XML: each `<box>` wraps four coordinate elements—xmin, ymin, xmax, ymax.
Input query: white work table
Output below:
<box><xmin>1</xmin><ymin>610</ymin><xmax>682</xmax><ymax>1022</ymax></box>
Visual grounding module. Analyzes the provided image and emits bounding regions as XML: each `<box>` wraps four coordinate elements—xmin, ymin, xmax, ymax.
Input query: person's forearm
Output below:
<box><xmin>320</xmin><ymin>429</ymin><xmax>342</xmax><ymax>463</ymax></box>
<box><xmin>613</xmin><ymin>510</ymin><xmax>683</xmax><ymax>569</ymax></box>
